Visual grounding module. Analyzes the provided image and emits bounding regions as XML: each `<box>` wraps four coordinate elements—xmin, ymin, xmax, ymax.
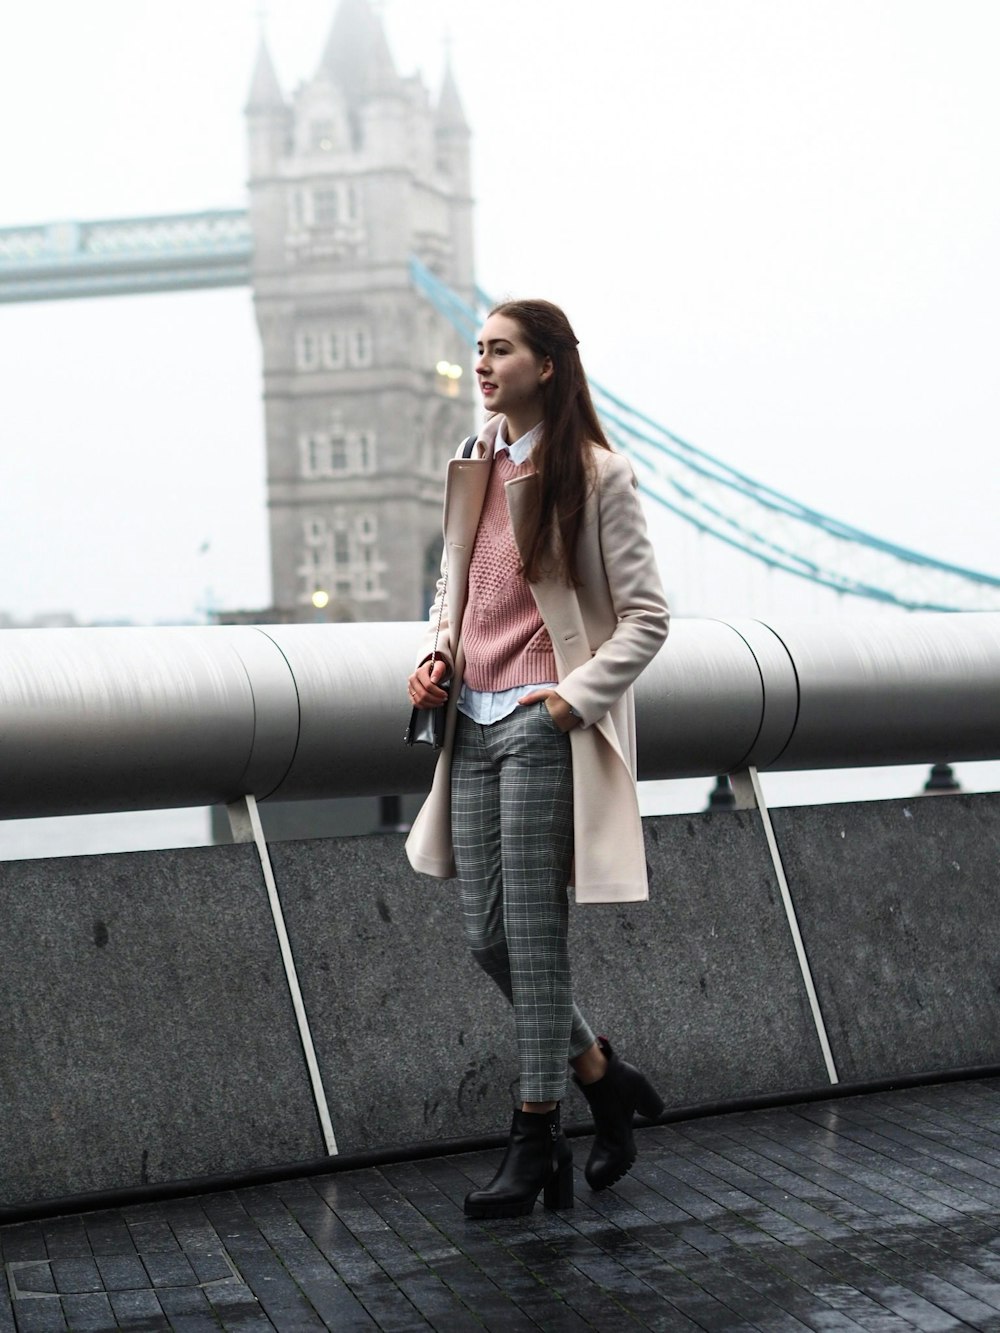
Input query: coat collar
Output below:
<box><xmin>472</xmin><ymin>414</ymin><xmax>503</xmax><ymax>458</ymax></box>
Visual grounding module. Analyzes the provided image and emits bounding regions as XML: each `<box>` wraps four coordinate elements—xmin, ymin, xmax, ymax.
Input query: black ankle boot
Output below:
<box><xmin>464</xmin><ymin>1106</ymin><xmax>574</xmax><ymax>1219</ymax></box>
<box><xmin>575</xmin><ymin>1038</ymin><xmax>664</xmax><ymax>1191</ymax></box>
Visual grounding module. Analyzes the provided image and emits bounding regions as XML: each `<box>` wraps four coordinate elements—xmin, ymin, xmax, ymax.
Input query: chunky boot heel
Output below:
<box><xmin>464</xmin><ymin>1107</ymin><xmax>574</xmax><ymax>1219</ymax></box>
<box><xmin>543</xmin><ymin>1144</ymin><xmax>575</xmax><ymax>1211</ymax></box>
<box><xmin>575</xmin><ymin>1037</ymin><xmax>664</xmax><ymax>1192</ymax></box>
<box><xmin>634</xmin><ymin>1075</ymin><xmax>666</xmax><ymax>1121</ymax></box>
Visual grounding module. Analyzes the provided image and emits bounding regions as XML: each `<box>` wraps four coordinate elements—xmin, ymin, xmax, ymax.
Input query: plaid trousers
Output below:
<box><xmin>451</xmin><ymin>702</ymin><xmax>597</xmax><ymax>1102</ymax></box>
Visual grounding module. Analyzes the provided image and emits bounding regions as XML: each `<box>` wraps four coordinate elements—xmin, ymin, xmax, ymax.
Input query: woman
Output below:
<box><xmin>405</xmin><ymin>299</ymin><xmax>669</xmax><ymax>1219</ymax></box>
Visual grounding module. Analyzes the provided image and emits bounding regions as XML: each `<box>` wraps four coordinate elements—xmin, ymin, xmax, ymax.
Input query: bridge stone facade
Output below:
<box><xmin>244</xmin><ymin>0</ymin><xmax>476</xmax><ymax>623</ymax></box>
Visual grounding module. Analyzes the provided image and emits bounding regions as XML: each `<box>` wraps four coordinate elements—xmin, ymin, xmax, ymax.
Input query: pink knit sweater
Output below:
<box><xmin>462</xmin><ymin>453</ymin><xmax>557</xmax><ymax>691</ymax></box>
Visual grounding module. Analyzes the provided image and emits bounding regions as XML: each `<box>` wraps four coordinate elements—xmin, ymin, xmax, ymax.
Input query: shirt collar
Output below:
<box><xmin>495</xmin><ymin>419</ymin><xmax>543</xmax><ymax>467</ymax></box>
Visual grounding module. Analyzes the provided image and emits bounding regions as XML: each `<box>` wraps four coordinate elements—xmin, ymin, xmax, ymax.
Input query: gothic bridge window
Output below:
<box><xmin>289</xmin><ymin>183</ymin><xmax>362</xmax><ymax>230</ymax></box>
<box><xmin>298</xmin><ymin>425</ymin><xmax>377</xmax><ymax>477</ymax></box>
<box><xmin>299</xmin><ymin>513</ymin><xmax>386</xmax><ymax>605</ymax></box>
<box><xmin>295</xmin><ymin>324</ymin><xmax>374</xmax><ymax>371</ymax></box>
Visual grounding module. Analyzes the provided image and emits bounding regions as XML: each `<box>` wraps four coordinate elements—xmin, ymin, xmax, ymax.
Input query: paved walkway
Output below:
<box><xmin>4</xmin><ymin>1078</ymin><xmax>1000</xmax><ymax>1331</ymax></box>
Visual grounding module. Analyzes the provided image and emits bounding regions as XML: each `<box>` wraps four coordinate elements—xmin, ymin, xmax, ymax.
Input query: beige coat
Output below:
<box><xmin>405</xmin><ymin>417</ymin><xmax>670</xmax><ymax>903</ymax></box>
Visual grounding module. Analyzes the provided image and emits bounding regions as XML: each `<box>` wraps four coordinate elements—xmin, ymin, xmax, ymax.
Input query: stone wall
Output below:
<box><xmin>1</xmin><ymin>793</ymin><xmax>998</xmax><ymax>1212</ymax></box>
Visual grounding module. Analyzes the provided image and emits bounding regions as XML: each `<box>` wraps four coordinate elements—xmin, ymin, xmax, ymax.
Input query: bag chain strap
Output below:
<box><xmin>429</xmin><ymin>567</ymin><xmax>447</xmax><ymax>670</ymax></box>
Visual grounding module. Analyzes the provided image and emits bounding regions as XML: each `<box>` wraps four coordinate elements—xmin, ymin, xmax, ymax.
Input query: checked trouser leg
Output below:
<box><xmin>451</xmin><ymin>704</ymin><xmax>596</xmax><ymax>1103</ymax></box>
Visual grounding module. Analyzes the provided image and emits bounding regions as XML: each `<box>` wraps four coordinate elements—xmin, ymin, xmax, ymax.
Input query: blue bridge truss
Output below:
<box><xmin>409</xmin><ymin>257</ymin><xmax>1000</xmax><ymax>614</ymax></box>
<box><xmin>0</xmin><ymin>209</ymin><xmax>251</xmax><ymax>302</ymax></box>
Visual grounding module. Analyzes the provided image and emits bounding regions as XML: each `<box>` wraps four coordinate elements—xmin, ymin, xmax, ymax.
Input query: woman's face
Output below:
<box><xmin>475</xmin><ymin>313</ymin><xmax>552</xmax><ymax>423</ymax></box>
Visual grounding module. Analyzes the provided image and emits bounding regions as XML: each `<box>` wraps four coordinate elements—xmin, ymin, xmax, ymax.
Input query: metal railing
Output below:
<box><xmin>1</xmin><ymin>615</ymin><xmax>998</xmax><ymax>821</ymax></box>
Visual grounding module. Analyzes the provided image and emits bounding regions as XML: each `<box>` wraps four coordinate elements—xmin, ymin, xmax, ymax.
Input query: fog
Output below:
<box><xmin>0</xmin><ymin>0</ymin><xmax>996</xmax><ymax>624</ymax></box>
<box><xmin>0</xmin><ymin>1</ymin><xmax>997</xmax><ymax>851</ymax></box>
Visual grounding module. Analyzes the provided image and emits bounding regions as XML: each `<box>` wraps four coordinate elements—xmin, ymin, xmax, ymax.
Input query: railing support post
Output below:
<box><xmin>226</xmin><ymin>794</ymin><xmax>339</xmax><ymax>1155</ymax></box>
<box><xmin>729</xmin><ymin>768</ymin><xmax>840</xmax><ymax>1086</ymax></box>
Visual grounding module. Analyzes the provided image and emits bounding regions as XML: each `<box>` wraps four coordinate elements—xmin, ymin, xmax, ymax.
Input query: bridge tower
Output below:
<box><xmin>245</xmin><ymin>0</ymin><xmax>475</xmax><ymax>623</ymax></box>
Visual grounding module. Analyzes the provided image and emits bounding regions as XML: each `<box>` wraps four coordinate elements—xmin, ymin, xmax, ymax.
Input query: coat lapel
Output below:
<box><xmin>442</xmin><ymin>452</ymin><xmax>492</xmax><ymax>653</ymax></box>
<box><xmin>443</xmin><ymin>454</ymin><xmax>492</xmax><ymax>552</ymax></box>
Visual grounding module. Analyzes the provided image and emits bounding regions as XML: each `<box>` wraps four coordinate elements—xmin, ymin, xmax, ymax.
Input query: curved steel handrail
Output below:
<box><xmin>1</xmin><ymin>614</ymin><xmax>998</xmax><ymax>819</ymax></box>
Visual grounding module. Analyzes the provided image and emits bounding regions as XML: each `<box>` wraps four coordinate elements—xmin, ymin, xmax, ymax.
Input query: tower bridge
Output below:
<box><xmin>0</xmin><ymin>0</ymin><xmax>997</xmax><ymax>622</ymax></box>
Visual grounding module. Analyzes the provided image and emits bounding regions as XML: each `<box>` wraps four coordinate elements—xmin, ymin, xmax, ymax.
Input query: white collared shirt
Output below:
<box><xmin>496</xmin><ymin>419</ymin><xmax>542</xmax><ymax>466</ymax></box>
<box><xmin>458</xmin><ymin>419</ymin><xmax>558</xmax><ymax>725</ymax></box>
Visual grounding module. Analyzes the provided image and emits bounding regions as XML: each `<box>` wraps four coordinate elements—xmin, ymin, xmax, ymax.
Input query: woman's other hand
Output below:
<box><xmin>518</xmin><ymin>688</ymin><xmax>581</xmax><ymax>733</ymax></box>
<box><xmin>408</xmin><ymin>658</ymin><xmax>450</xmax><ymax>709</ymax></box>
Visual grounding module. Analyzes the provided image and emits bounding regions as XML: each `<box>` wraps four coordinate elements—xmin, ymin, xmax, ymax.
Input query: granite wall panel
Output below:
<box><xmin>267</xmin><ymin>835</ymin><xmax>519</xmax><ymax>1153</ymax></box>
<box><xmin>570</xmin><ymin>811</ymin><xmax>831</xmax><ymax>1108</ymax></box>
<box><xmin>270</xmin><ymin>809</ymin><xmax>830</xmax><ymax>1153</ymax></box>
<box><xmin>770</xmin><ymin>792</ymin><xmax>1000</xmax><ymax>1082</ymax></box>
<box><xmin>0</xmin><ymin>844</ymin><xmax>324</xmax><ymax>1209</ymax></box>
<box><xmin>5</xmin><ymin>793</ymin><xmax>997</xmax><ymax>1212</ymax></box>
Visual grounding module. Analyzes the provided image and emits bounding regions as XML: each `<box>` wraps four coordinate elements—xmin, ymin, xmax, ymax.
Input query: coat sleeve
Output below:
<box><xmin>416</xmin><ymin>433</ymin><xmax>480</xmax><ymax>669</ymax></box>
<box><xmin>556</xmin><ymin>453</ymin><xmax>670</xmax><ymax>726</ymax></box>
<box><xmin>416</xmin><ymin>549</ymin><xmax>455</xmax><ymax>670</ymax></box>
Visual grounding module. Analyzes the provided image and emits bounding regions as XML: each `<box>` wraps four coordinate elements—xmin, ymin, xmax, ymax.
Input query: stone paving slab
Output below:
<box><xmin>4</xmin><ymin>1079</ymin><xmax>1000</xmax><ymax>1330</ymax></box>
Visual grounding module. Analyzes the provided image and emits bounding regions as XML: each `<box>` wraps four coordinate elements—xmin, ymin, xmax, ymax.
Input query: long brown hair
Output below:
<box><xmin>491</xmin><ymin>299</ymin><xmax>610</xmax><ymax>585</ymax></box>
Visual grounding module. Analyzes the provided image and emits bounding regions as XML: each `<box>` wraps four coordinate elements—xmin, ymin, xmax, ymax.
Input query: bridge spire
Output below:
<box><xmin>245</xmin><ymin>22</ymin><xmax>289</xmax><ymax>182</ymax></box>
<box><xmin>245</xmin><ymin>28</ymin><xmax>284</xmax><ymax>111</ymax></box>
<box><xmin>435</xmin><ymin>52</ymin><xmax>469</xmax><ymax>135</ymax></box>
<box><xmin>317</xmin><ymin>0</ymin><xmax>400</xmax><ymax>103</ymax></box>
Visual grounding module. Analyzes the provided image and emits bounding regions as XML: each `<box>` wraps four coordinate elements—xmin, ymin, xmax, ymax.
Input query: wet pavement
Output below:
<box><xmin>4</xmin><ymin>1078</ymin><xmax>1000</xmax><ymax>1330</ymax></box>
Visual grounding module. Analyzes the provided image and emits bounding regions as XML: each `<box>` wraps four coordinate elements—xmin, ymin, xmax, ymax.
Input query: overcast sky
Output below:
<box><xmin>0</xmin><ymin>0</ymin><xmax>998</xmax><ymax>625</ymax></box>
<box><xmin>0</xmin><ymin>0</ymin><xmax>997</xmax><ymax>855</ymax></box>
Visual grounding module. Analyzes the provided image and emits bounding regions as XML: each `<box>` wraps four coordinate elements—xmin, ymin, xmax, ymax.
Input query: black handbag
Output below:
<box><xmin>403</xmin><ymin>682</ymin><xmax>449</xmax><ymax>748</ymax></box>
<box><xmin>404</xmin><ymin>552</ymin><xmax>451</xmax><ymax>747</ymax></box>
<box><xmin>403</xmin><ymin>628</ymin><xmax>451</xmax><ymax>748</ymax></box>
<box><xmin>404</xmin><ymin>435</ymin><xmax>476</xmax><ymax>748</ymax></box>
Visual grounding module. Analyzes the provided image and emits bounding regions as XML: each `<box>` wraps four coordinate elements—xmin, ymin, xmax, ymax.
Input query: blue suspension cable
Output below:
<box><xmin>411</xmin><ymin>258</ymin><xmax>998</xmax><ymax>607</ymax></box>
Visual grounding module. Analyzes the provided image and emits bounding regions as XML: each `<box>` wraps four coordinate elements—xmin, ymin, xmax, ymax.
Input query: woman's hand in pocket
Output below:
<box><xmin>518</xmin><ymin>688</ymin><xmax>580</xmax><ymax>733</ymax></box>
